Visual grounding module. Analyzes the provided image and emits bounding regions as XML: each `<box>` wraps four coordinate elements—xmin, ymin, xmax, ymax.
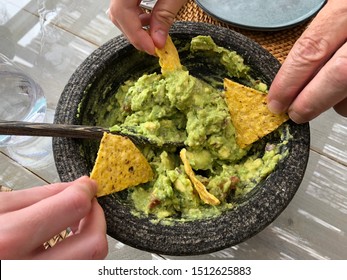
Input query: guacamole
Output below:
<box><xmin>85</xmin><ymin>36</ymin><xmax>290</xmax><ymax>223</ymax></box>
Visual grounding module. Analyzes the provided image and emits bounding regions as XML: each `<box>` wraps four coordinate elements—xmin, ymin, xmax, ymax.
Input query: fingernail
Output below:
<box><xmin>268</xmin><ymin>100</ymin><xmax>286</xmax><ymax>114</ymax></box>
<box><xmin>76</xmin><ymin>176</ymin><xmax>98</xmax><ymax>194</ymax></box>
<box><xmin>89</xmin><ymin>179</ymin><xmax>98</xmax><ymax>193</ymax></box>
<box><xmin>288</xmin><ymin>110</ymin><xmax>306</xmax><ymax>124</ymax></box>
<box><xmin>144</xmin><ymin>45</ymin><xmax>155</xmax><ymax>56</ymax></box>
<box><xmin>153</xmin><ymin>29</ymin><xmax>167</xmax><ymax>48</ymax></box>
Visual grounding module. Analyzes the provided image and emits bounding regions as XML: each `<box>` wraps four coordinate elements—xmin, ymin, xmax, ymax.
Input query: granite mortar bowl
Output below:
<box><xmin>53</xmin><ymin>22</ymin><xmax>310</xmax><ymax>256</ymax></box>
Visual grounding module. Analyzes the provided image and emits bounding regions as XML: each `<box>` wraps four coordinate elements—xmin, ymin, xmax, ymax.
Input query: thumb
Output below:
<box><xmin>150</xmin><ymin>0</ymin><xmax>188</xmax><ymax>48</ymax></box>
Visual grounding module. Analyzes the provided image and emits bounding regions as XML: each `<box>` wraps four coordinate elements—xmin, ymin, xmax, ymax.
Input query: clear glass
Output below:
<box><xmin>0</xmin><ymin>53</ymin><xmax>46</xmax><ymax>146</ymax></box>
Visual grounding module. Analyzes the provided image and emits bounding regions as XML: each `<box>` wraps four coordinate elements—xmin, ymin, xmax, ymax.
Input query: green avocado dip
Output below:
<box><xmin>83</xmin><ymin>36</ymin><xmax>291</xmax><ymax>224</ymax></box>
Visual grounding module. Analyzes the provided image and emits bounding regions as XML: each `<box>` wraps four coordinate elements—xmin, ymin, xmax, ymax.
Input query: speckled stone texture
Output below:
<box><xmin>53</xmin><ymin>22</ymin><xmax>310</xmax><ymax>256</ymax></box>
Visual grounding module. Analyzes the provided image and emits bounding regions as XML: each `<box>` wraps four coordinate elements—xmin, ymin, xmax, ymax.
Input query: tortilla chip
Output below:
<box><xmin>155</xmin><ymin>35</ymin><xmax>182</xmax><ymax>74</ymax></box>
<box><xmin>180</xmin><ymin>148</ymin><xmax>220</xmax><ymax>206</ymax></box>
<box><xmin>224</xmin><ymin>78</ymin><xmax>289</xmax><ymax>148</ymax></box>
<box><xmin>91</xmin><ymin>133</ymin><xmax>153</xmax><ymax>197</ymax></box>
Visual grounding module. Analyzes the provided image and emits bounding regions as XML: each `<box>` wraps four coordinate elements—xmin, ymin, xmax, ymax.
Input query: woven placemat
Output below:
<box><xmin>0</xmin><ymin>184</ymin><xmax>13</xmax><ymax>192</ymax></box>
<box><xmin>176</xmin><ymin>0</ymin><xmax>310</xmax><ymax>63</ymax></box>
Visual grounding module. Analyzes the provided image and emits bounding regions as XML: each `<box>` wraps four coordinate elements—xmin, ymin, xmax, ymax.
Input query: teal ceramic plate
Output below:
<box><xmin>196</xmin><ymin>0</ymin><xmax>326</xmax><ymax>31</ymax></box>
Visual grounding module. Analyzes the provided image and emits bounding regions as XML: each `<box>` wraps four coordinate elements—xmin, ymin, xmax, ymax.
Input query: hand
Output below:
<box><xmin>268</xmin><ymin>0</ymin><xmax>347</xmax><ymax>123</ymax></box>
<box><xmin>0</xmin><ymin>176</ymin><xmax>108</xmax><ymax>259</ymax></box>
<box><xmin>108</xmin><ymin>0</ymin><xmax>188</xmax><ymax>55</ymax></box>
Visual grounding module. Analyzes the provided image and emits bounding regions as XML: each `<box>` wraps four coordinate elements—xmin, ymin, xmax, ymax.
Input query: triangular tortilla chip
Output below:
<box><xmin>224</xmin><ymin>78</ymin><xmax>289</xmax><ymax>148</ymax></box>
<box><xmin>180</xmin><ymin>148</ymin><xmax>220</xmax><ymax>206</ymax></box>
<box><xmin>91</xmin><ymin>133</ymin><xmax>153</xmax><ymax>197</ymax></box>
<box><xmin>155</xmin><ymin>35</ymin><xmax>182</xmax><ymax>74</ymax></box>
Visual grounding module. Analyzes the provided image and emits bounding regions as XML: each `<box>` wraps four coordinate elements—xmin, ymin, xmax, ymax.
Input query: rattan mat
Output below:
<box><xmin>176</xmin><ymin>0</ymin><xmax>310</xmax><ymax>63</ymax></box>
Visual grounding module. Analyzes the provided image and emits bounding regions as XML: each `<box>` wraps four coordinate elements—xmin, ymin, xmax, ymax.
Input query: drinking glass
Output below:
<box><xmin>0</xmin><ymin>53</ymin><xmax>46</xmax><ymax>146</ymax></box>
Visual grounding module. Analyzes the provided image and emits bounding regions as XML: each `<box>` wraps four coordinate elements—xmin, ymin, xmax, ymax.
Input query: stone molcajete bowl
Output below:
<box><xmin>53</xmin><ymin>22</ymin><xmax>310</xmax><ymax>256</ymax></box>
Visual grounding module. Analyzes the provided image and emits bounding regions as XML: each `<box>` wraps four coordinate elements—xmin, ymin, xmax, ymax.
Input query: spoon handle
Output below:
<box><xmin>0</xmin><ymin>121</ymin><xmax>107</xmax><ymax>139</ymax></box>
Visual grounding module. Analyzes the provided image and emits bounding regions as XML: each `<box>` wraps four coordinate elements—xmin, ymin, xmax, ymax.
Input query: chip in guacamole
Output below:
<box><xmin>90</xmin><ymin>132</ymin><xmax>153</xmax><ymax>197</ymax></box>
<box><xmin>224</xmin><ymin>78</ymin><xmax>289</xmax><ymax>148</ymax></box>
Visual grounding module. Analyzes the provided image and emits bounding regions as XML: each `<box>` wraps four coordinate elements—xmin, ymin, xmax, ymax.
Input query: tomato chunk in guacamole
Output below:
<box><xmin>94</xmin><ymin>36</ymin><xmax>291</xmax><ymax>223</ymax></box>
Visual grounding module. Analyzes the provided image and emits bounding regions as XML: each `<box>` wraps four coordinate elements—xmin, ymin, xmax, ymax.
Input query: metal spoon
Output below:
<box><xmin>0</xmin><ymin>121</ymin><xmax>184</xmax><ymax>148</ymax></box>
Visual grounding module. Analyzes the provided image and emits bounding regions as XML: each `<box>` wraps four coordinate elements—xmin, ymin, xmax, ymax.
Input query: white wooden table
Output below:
<box><xmin>1</xmin><ymin>0</ymin><xmax>346</xmax><ymax>260</ymax></box>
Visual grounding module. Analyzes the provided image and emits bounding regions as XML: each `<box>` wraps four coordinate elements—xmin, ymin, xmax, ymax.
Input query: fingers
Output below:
<box><xmin>287</xmin><ymin>42</ymin><xmax>347</xmax><ymax>123</ymax></box>
<box><xmin>149</xmin><ymin>0</ymin><xmax>189</xmax><ymax>48</ymax></box>
<box><xmin>108</xmin><ymin>0</ymin><xmax>188</xmax><ymax>54</ymax></box>
<box><xmin>35</xmin><ymin>199</ymin><xmax>108</xmax><ymax>260</ymax></box>
<box><xmin>109</xmin><ymin>0</ymin><xmax>155</xmax><ymax>54</ymax></box>
<box><xmin>0</xmin><ymin>176</ymin><xmax>95</xmax><ymax>213</ymax></box>
<box><xmin>0</xmin><ymin>181</ymin><xmax>74</xmax><ymax>213</ymax></box>
<box><xmin>268</xmin><ymin>1</ymin><xmax>347</xmax><ymax>122</ymax></box>
<box><xmin>1</xmin><ymin>177</ymin><xmax>98</xmax><ymax>258</ymax></box>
